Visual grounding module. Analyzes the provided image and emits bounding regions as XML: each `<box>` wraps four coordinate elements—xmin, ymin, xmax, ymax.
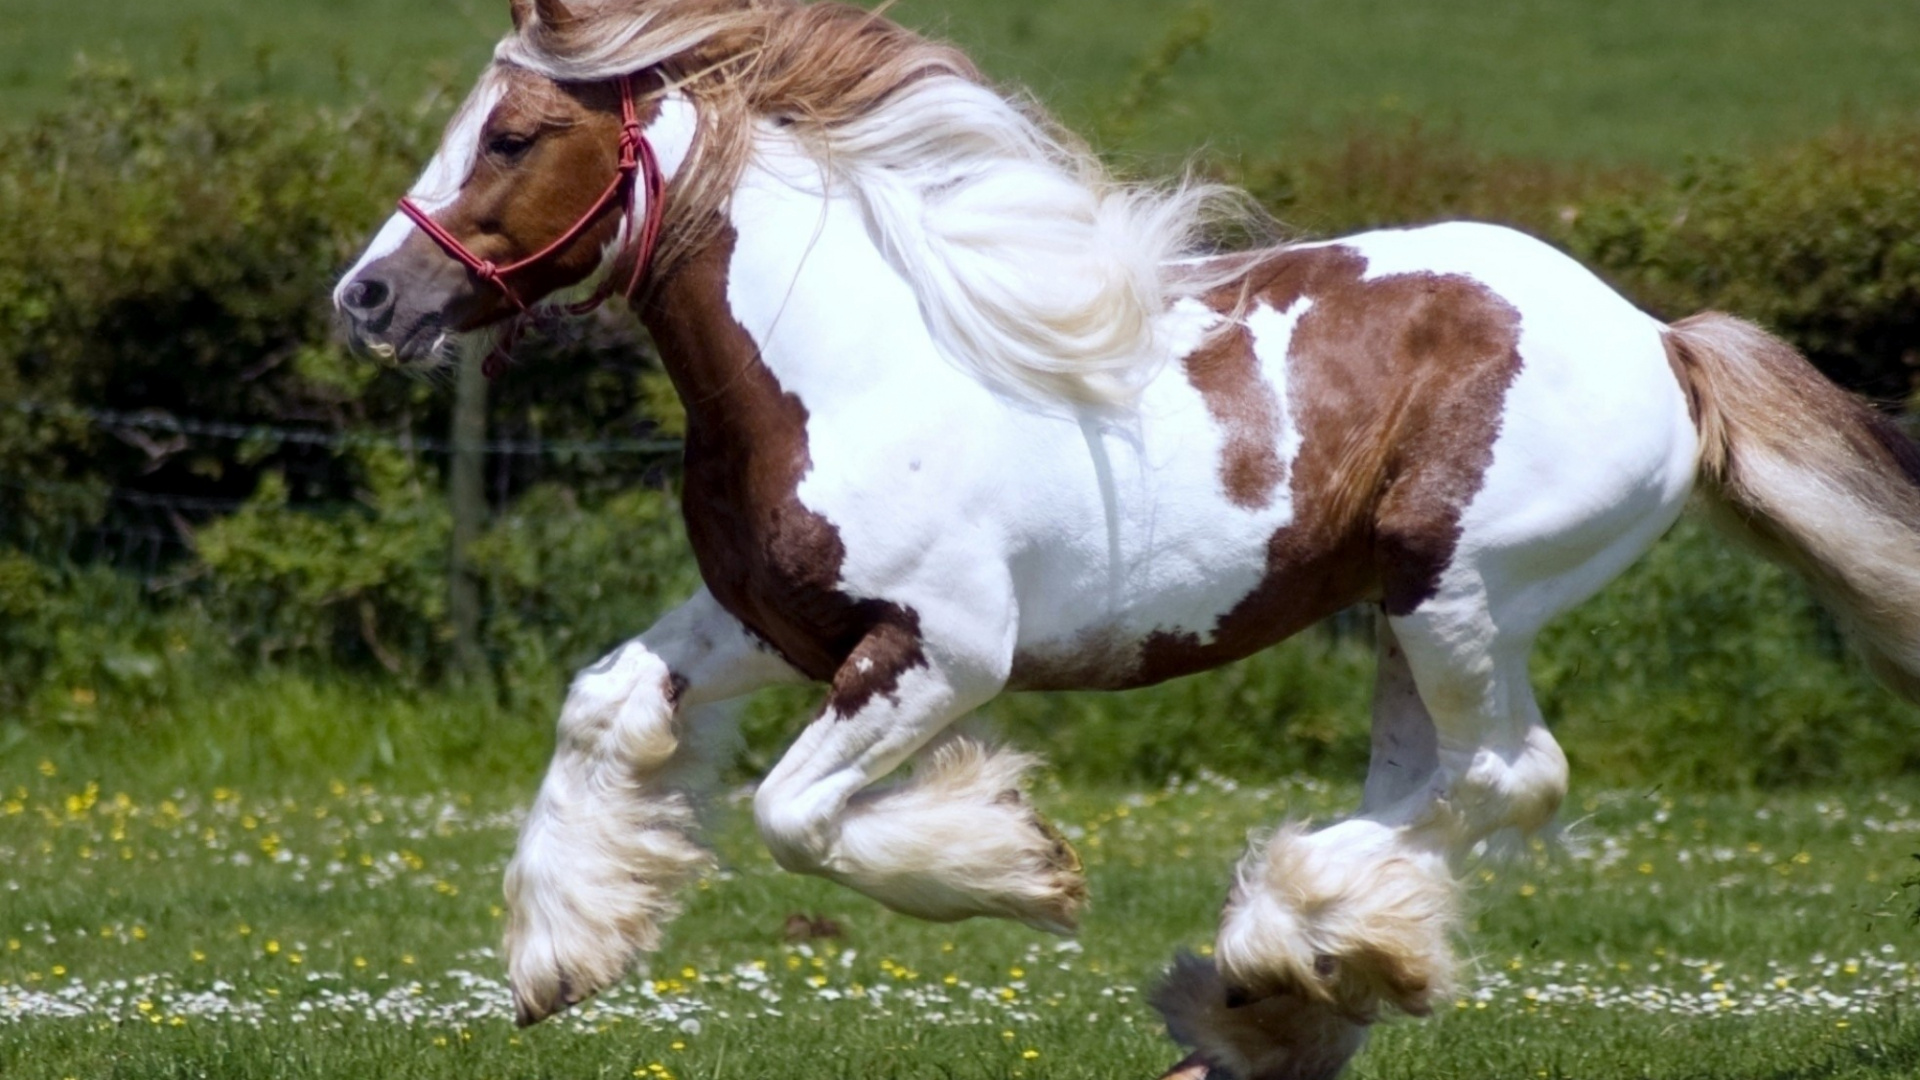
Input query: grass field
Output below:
<box><xmin>8</xmin><ymin>0</ymin><xmax>1920</xmax><ymax>165</ymax></box>
<box><xmin>7</xmin><ymin>751</ymin><xmax>1920</xmax><ymax>1079</ymax></box>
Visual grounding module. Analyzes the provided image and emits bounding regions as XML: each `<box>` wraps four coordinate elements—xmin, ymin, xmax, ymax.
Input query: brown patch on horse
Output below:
<box><xmin>639</xmin><ymin>223</ymin><xmax>928</xmax><ymax>704</ymax></box>
<box><xmin>1129</xmin><ymin>245</ymin><xmax>1524</xmax><ymax>685</ymax></box>
<box><xmin>1184</xmin><ymin>323</ymin><xmax>1289</xmax><ymax>509</ymax></box>
<box><xmin>830</xmin><ymin>612</ymin><xmax>929</xmax><ymax>717</ymax></box>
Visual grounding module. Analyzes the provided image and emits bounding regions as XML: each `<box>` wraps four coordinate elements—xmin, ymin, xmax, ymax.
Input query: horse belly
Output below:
<box><xmin>1004</xmin><ymin>301</ymin><xmax>1358</xmax><ymax>691</ymax></box>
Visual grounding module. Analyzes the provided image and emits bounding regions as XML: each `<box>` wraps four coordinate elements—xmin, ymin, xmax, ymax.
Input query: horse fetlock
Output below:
<box><xmin>752</xmin><ymin>781</ymin><xmax>841</xmax><ymax>877</ymax></box>
<box><xmin>1433</xmin><ymin>732</ymin><xmax>1569</xmax><ymax>842</ymax></box>
<box><xmin>1218</xmin><ymin>822</ymin><xmax>1457</xmax><ymax>1019</ymax></box>
<box><xmin>559</xmin><ymin>645</ymin><xmax>680</xmax><ymax>769</ymax></box>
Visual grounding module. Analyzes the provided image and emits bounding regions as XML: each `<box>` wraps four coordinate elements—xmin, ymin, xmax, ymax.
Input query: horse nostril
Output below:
<box><xmin>343</xmin><ymin>278</ymin><xmax>392</xmax><ymax>316</ymax></box>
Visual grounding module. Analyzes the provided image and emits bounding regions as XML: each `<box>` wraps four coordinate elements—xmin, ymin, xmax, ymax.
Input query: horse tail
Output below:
<box><xmin>1667</xmin><ymin>311</ymin><xmax>1920</xmax><ymax>700</ymax></box>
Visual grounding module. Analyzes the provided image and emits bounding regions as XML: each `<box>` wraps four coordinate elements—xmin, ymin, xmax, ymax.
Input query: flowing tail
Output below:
<box><xmin>1667</xmin><ymin>311</ymin><xmax>1920</xmax><ymax>699</ymax></box>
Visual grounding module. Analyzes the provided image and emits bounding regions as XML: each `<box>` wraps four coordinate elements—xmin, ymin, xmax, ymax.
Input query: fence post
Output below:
<box><xmin>448</xmin><ymin>350</ymin><xmax>489</xmax><ymax>680</ymax></box>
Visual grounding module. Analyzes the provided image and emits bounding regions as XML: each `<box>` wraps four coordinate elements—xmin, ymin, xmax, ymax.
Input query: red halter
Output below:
<box><xmin>397</xmin><ymin>73</ymin><xmax>667</xmax><ymax>376</ymax></box>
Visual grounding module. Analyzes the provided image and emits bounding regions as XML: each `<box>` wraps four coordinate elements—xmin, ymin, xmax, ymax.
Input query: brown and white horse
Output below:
<box><xmin>335</xmin><ymin>2</ymin><xmax>1920</xmax><ymax>1076</ymax></box>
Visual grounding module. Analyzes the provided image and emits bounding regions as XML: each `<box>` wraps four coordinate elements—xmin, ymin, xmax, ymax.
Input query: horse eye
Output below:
<box><xmin>487</xmin><ymin>132</ymin><xmax>536</xmax><ymax>161</ymax></box>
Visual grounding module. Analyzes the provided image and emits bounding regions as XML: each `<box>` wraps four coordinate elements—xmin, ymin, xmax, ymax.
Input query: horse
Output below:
<box><xmin>333</xmin><ymin>2</ymin><xmax>1920</xmax><ymax>1077</ymax></box>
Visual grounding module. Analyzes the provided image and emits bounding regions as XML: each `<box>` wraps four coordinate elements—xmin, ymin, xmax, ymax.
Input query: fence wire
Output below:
<box><xmin>7</xmin><ymin>400</ymin><xmax>683</xmax><ymax>458</ymax></box>
<box><xmin>4</xmin><ymin>400</ymin><xmax>686</xmax><ymax>579</ymax></box>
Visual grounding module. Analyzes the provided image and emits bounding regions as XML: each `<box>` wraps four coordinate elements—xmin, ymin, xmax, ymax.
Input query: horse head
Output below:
<box><xmin>335</xmin><ymin>0</ymin><xmax>690</xmax><ymax>372</ymax></box>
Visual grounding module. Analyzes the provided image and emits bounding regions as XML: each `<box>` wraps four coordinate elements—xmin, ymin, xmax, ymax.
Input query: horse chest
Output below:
<box><xmin>678</xmin><ymin>430</ymin><xmax>902</xmax><ymax>683</ymax></box>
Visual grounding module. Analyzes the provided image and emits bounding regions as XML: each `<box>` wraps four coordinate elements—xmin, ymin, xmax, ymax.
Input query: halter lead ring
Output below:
<box><xmin>397</xmin><ymin>73</ymin><xmax>667</xmax><ymax>375</ymax></box>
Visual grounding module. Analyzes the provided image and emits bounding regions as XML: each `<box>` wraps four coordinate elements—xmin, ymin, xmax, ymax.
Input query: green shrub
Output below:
<box><xmin>1234</xmin><ymin>122</ymin><xmax>1640</xmax><ymax>240</ymax></box>
<box><xmin>0</xmin><ymin>64</ymin><xmax>431</xmax><ymax>542</ymax></box>
<box><xmin>1542</xmin><ymin>517</ymin><xmax>1920</xmax><ymax>789</ymax></box>
<box><xmin>187</xmin><ymin>463</ymin><xmax>698</xmax><ymax>680</ymax></box>
<box><xmin>0</xmin><ymin>545</ymin><xmax>217</xmax><ymax>725</ymax></box>
<box><xmin>469</xmin><ymin>482</ymin><xmax>699</xmax><ymax>702</ymax></box>
<box><xmin>0</xmin><ymin>65</ymin><xmax>670</xmax><ymax>556</ymax></box>
<box><xmin>1563</xmin><ymin>128</ymin><xmax>1920</xmax><ymax>400</ymax></box>
<box><xmin>192</xmin><ymin>449</ymin><xmax>452</xmax><ymax>677</ymax></box>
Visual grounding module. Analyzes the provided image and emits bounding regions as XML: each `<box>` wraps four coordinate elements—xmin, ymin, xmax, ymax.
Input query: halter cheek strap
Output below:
<box><xmin>396</xmin><ymin>73</ymin><xmax>668</xmax><ymax>375</ymax></box>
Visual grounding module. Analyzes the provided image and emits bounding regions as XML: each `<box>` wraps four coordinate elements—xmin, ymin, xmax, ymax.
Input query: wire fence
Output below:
<box><xmin>7</xmin><ymin>400</ymin><xmax>683</xmax><ymax>458</ymax></box>
<box><xmin>4</xmin><ymin>400</ymin><xmax>686</xmax><ymax>579</ymax></box>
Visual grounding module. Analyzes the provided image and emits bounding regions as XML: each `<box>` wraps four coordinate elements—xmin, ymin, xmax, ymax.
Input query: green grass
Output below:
<box><xmin>7</xmin><ymin>733</ymin><xmax>1920</xmax><ymax>1079</ymax></box>
<box><xmin>8</xmin><ymin>0</ymin><xmax>1920</xmax><ymax>166</ymax></box>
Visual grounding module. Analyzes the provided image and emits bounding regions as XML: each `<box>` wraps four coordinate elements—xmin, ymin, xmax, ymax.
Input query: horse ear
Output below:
<box><xmin>510</xmin><ymin>0</ymin><xmax>572</xmax><ymax>30</ymax></box>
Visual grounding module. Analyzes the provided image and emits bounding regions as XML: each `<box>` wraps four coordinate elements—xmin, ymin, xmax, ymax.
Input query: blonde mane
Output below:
<box><xmin>498</xmin><ymin>0</ymin><xmax>1257</xmax><ymax>404</ymax></box>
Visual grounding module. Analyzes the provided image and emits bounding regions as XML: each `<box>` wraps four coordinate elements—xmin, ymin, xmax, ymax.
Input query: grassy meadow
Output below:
<box><xmin>7</xmin><ymin>0</ymin><xmax>1920</xmax><ymax>165</ymax></box>
<box><xmin>7</xmin><ymin>754</ymin><xmax>1920</xmax><ymax>1079</ymax></box>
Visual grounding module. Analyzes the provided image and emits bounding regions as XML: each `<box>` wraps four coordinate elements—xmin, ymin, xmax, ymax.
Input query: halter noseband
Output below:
<box><xmin>396</xmin><ymin>73</ymin><xmax>667</xmax><ymax>376</ymax></box>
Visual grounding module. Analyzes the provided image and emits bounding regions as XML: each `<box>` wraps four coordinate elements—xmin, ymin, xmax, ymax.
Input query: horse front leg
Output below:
<box><xmin>506</xmin><ymin>589</ymin><xmax>799</xmax><ymax>1025</ymax></box>
<box><xmin>752</xmin><ymin>619</ymin><xmax>1087</xmax><ymax>933</ymax></box>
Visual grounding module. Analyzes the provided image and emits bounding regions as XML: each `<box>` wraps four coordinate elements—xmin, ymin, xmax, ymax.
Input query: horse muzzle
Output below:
<box><xmin>335</xmin><ymin>249</ymin><xmax>480</xmax><ymax>370</ymax></box>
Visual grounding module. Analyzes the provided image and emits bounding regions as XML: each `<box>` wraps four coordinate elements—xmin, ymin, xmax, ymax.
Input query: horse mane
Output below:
<box><xmin>497</xmin><ymin>0</ymin><xmax>1259</xmax><ymax>405</ymax></box>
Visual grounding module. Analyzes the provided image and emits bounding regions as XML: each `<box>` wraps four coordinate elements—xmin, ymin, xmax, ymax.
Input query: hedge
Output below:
<box><xmin>7</xmin><ymin>69</ymin><xmax>1920</xmax><ymax>788</ymax></box>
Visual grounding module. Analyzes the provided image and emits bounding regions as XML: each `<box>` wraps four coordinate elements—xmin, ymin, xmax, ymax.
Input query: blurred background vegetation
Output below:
<box><xmin>6</xmin><ymin>0</ymin><xmax>1920</xmax><ymax>795</ymax></box>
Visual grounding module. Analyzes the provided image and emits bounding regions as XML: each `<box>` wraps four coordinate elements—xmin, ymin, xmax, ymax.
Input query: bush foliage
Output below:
<box><xmin>1238</xmin><ymin>122</ymin><xmax>1920</xmax><ymax>399</ymax></box>
<box><xmin>7</xmin><ymin>66</ymin><xmax>1920</xmax><ymax>790</ymax></box>
<box><xmin>0</xmin><ymin>66</ymin><xmax>667</xmax><ymax>552</ymax></box>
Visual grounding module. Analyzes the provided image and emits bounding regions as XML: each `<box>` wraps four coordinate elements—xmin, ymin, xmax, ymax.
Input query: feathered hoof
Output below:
<box><xmin>505</xmin><ymin>867</ymin><xmax>652</xmax><ymax>1028</ymax></box>
<box><xmin>830</xmin><ymin>738</ymin><xmax>1088</xmax><ymax>931</ymax></box>
<box><xmin>1215</xmin><ymin>822</ymin><xmax>1457</xmax><ymax>1019</ymax></box>
<box><xmin>502</xmin><ymin>796</ymin><xmax>711</xmax><ymax>1026</ymax></box>
<box><xmin>1151</xmin><ymin>951</ymin><xmax>1370</xmax><ymax>1080</ymax></box>
<box><xmin>1007</xmin><ymin>809</ymin><xmax>1088</xmax><ymax>934</ymax></box>
<box><xmin>508</xmin><ymin>929</ymin><xmax>621</xmax><ymax>1028</ymax></box>
<box><xmin>511</xmin><ymin>960</ymin><xmax>592</xmax><ymax>1028</ymax></box>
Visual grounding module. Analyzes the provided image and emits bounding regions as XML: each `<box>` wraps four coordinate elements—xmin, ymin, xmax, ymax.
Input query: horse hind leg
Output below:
<box><xmin>1187</xmin><ymin>621</ymin><xmax>1557</xmax><ymax>1080</ymax></box>
<box><xmin>1194</xmin><ymin>508</ymin><xmax>1681</xmax><ymax>1049</ymax></box>
<box><xmin>1152</xmin><ymin>619</ymin><xmax>1449</xmax><ymax>1079</ymax></box>
<box><xmin>1209</xmin><ymin>617</ymin><xmax>1467</xmax><ymax>1026</ymax></box>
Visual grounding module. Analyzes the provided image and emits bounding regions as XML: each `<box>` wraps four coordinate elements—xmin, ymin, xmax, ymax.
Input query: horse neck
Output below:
<box><xmin>636</xmin><ymin>139</ymin><xmax>908</xmax><ymax>445</ymax></box>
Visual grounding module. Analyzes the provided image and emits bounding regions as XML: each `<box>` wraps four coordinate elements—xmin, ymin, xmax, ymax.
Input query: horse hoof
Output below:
<box><xmin>513</xmin><ymin>971</ymin><xmax>580</xmax><ymax>1028</ymax></box>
